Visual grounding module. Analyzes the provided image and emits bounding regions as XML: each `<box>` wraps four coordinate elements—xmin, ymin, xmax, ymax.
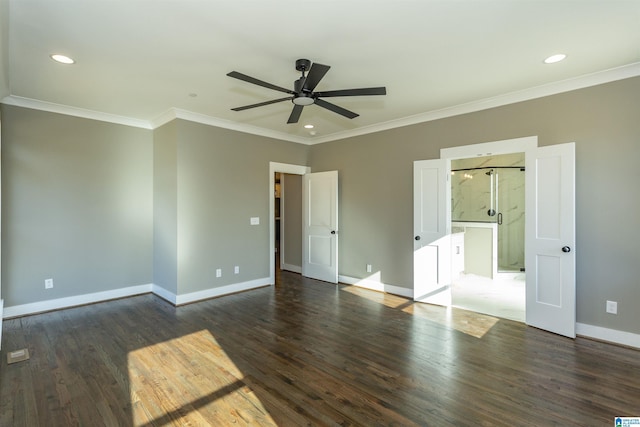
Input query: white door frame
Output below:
<box><xmin>437</xmin><ymin>136</ymin><xmax>538</xmax><ymax>309</ymax></box>
<box><xmin>439</xmin><ymin>136</ymin><xmax>576</xmax><ymax>337</ymax></box>
<box><xmin>269</xmin><ymin>162</ymin><xmax>310</xmax><ymax>284</ymax></box>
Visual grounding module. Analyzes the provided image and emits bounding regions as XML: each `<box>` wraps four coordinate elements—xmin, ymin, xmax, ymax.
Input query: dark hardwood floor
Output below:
<box><xmin>1</xmin><ymin>271</ymin><xmax>639</xmax><ymax>426</ymax></box>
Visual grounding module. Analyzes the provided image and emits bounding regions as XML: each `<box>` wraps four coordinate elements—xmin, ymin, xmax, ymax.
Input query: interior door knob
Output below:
<box><xmin>415</xmin><ymin>236</ymin><xmax>421</xmax><ymax>241</ymax></box>
<box><xmin>331</xmin><ymin>230</ymin><xmax>336</xmax><ymax>234</ymax></box>
<box><xmin>562</xmin><ymin>246</ymin><xmax>571</xmax><ymax>253</ymax></box>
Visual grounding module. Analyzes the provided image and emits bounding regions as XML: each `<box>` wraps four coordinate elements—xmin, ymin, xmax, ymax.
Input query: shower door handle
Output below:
<box><xmin>497</xmin><ymin>212</ymin><xmax>503</xmax><ymax>225</ymax></box>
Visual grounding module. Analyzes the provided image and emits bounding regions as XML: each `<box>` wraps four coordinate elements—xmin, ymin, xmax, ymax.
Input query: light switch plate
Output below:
<box><xmin>250</xmin><ymin>217</ymin><xmax>260</xmax><ymax>225</ymax></box>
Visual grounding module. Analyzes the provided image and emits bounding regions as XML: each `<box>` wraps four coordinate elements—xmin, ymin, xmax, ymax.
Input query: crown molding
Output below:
<box><xmin>2</xmin><ymin>62</ymin><xmax>639</xmax><ymax>144</ymax></box>
<box><xmin>152</xmin><ymin>108</ymin><xmax>311</xmax><ymax>145</ymax></box>
<box><xmin>1</xmin><ymin>95</ymin><xmax>153</xmax><ymax>129</ymax></box>
<box><xmin>308</xmin><ymin>62</ymin><xmax>640</xmax><ymax>145</ymax></box>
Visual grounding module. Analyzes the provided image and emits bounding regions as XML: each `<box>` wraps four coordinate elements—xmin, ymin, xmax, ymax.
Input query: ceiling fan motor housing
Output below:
<box><xmin>295</xmin><ymin>58</ymin><xmax>311</xmax><ymax>72</ymax></box>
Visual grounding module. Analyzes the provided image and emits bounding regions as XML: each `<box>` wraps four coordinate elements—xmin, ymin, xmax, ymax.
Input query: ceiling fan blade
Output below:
<box><xmin>227</xmin><ymin>71</ymin><xmax>294</xmax><ymax>95</ymax></box>
<box><xmin>314</xmin><ymin>98</ymin><xmax>359</xmax><ymax>119</ymax></box>
<box><xmin>231</xmin><ymin>97</ymin><xmax>293</xmax><ymax>111</ymax></box>
<box><xmin>287</xmin><ymin>104</ymin><xmax>304</xmax><ymax>124</ymax></box>
<box><xmin>315</xmin><ymin>87</ymin><xmax>387</xmax><ymax>97</ymax></box>
<box><xmin>301</xmin><ymin>63</ymin><xmax>331</xmax><ymax>92</ymax></box>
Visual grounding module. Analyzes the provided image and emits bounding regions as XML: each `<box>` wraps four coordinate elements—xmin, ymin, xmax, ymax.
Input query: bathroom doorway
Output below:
<box><xmin>450</xmin><ymin>153</ymin><xmax>526</xmax><ymax>322</ymax></box>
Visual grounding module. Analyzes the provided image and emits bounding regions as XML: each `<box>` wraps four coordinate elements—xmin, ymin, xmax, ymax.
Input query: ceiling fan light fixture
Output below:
<box><xmin>292</xmin><ymin>95</ymin><xmax>315</xmax><ymax>106</ymax></box>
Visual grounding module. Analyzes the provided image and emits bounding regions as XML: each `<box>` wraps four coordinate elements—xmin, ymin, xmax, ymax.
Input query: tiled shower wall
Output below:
<box><xmin>451</xmin><ymin>153</ymin><xmax>525</xmax><ymax>272</ymax></box>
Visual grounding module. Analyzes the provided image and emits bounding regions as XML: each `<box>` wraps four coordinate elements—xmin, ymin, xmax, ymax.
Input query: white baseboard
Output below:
<box><xmin>173</xmin><ymin>278</ymin><xmax>271</xmax><ymax>305</ymax></box>
<box><xmin>576</xmin><ymin>322</ymin><xmax>640</xmax><ymax>349</ymax></box>
<box><xmin>151</xmin><ymin>284</ymin><xmax>178</xmax><ymax>305</ymax></box>
<box><xmin>339</xmin><ymin>275</ymin><xmax>413</xmax><ymax>298</ymax></box>
<box><xmin>3</xmin><ymin>284</ymin><xmax>153</xmax><ymax>319</ymax></box>
<box><xmin>3</xmin><ymin>278</ymin><xmax>274</xmax><ymax>318</ymax></box>
<box><xmin>282</xmin><ymin>263</ymin><xmax>302</xmax><ymax>274</ymax></box>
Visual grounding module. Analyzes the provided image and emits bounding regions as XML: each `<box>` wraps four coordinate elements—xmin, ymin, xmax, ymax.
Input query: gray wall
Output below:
<box><xmin>162</xmin><ymin>120</ymin><xmax>308</xmax><ymax>295</ymax></box>
<box><xmin>0</xmin><ymin>0</ymin><xmax>9</xmax><ymax>99</ymax></box>
<box><xmin>2</xmin><ymin>77</ymin><xmax>638</xmax><ymax>337</ymax></box>
<box><xmin>153</xmin><ymin>120</ymin><xmax>178</xmax><ymax>294</ymax></box>
<box><xmin>1</xmin><ymin>105</ymin><xmax>153</xmax><ymax>306</ymax></box>
<box><xmin>309</xmin><ymin>76</ymin><xmax>640</xmax><ymax>335</ymax></box>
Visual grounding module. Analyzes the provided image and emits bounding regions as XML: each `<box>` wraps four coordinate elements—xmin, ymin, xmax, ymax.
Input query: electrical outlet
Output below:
<box><xmin>44</xmin><ymin>278</ymin><xmax>53</xmax><ymax>289</ymax></box>
<box><xmin>216</xmin><ymin>269</ymin><xmax>222</xmax><ymax>278</ymax></box>
<box><xmin>234</xmin><ymin>266</ymin><xmax>239</xmax><ymax>274</ymax></box>
<box><xmin>606</xmin><ymin>300</ymin><xmax>617</xmax><ymax>314</ymax></box>
<box><xmin>366</xmin><ymin>264</ymin><xmax>372</xmax><ymax>273</ymax></box>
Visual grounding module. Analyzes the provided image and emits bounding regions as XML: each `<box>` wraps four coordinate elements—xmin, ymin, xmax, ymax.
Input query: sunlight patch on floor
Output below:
<box><xmin>127</xmin><ymin>329</ymin><xmax>276</xmax><ymax>426</ymax></box>
<box><xmin>402</xmin><ymin>303</ymin><xmax>500</xmax><ymax>339</ymax></box>
<box><xmin>342</xmin><ymin>273</ymin><xmax>409</xmax><ymax>309</ymax></box>
<box><xmin>342</xmin><ymin>281</ymin><xmax>500</xmax><ymax>339</ymax></box>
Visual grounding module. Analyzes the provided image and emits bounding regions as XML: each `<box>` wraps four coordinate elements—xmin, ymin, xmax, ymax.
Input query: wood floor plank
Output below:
<box><xmin>2</xmin><ymin>271</ymin><xmax>640</xmax><ymax>426</ymax></box>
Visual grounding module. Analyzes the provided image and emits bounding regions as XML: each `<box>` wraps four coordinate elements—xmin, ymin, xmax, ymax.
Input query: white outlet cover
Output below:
<box><xmin>216</xmin><ymin>269</ymin><xmax>222</xmax><ymax>278</ymax></box>
<box><xmin>250</xmin><ymin>217</ymin><xmax>260</xmax><ymax>225</ymax></box>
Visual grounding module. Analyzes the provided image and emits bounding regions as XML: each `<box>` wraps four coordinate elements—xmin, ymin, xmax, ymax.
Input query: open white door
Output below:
<box><xmin>303</xmin><ymin>171</ymin><xmax>338</xmax><ymax>283</ymax></box>
<box><xmin>413</xmin><ymin>159</ymin><xmax>451</xmax><ymax>305</ymax></box>
<box><xmin>525</xmin><ymin>143</ymin><xmax>576</xmax><ymax>338</ymax></box>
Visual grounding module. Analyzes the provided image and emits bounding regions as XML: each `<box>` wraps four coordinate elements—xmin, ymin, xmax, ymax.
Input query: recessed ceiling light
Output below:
<box><xmin>304</xmin><ymin>124</ymin><xmax>314</xmax><ymax>129</ymax></box>
<box><xmin>544</xmin><ymin>54</ymin><xmax>567</xmax><ymax>64</ymax></box>
<box><xmin>50</xmin><ymin>54</ymin><xmax>75</xmax><ymax>64</ymax></box>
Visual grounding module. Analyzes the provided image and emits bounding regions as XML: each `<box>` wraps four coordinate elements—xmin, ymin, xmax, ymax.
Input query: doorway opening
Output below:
<box><xmin>450</xmin><ymin>153</ymin><xmax>525</xmax><ymax>322</ymax></box>
<box><xmin>415</xmin><ymin>136</ymin><xmax>575</xmax><ymax>337</ymax></box>
<box><xmin>274</xmin><ymin>172</ymin><xmax>304</xmax><ymax>282</ymax></box>
<box><xmin>269</xmin><ymin>162</ymin><xmax>309</xmax><ymax>285</ymax></box>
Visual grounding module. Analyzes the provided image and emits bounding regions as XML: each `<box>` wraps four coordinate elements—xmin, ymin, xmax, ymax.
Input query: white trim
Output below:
<box><xmin>441</xmin><ymin>135</ymin><xmax>538</xmax><ymax>159</ymax></box>
<box><xmin>339</xmin><ymin>275</ymin><xmax>413</xmax><ymax>299</ymax></box>
<box><xmin>282</xmin><ymin>264</ymin><xmax>302</xmax><ymax>274</ymax></box>
<box><xmin>150</xmin><ymin>284</ymin><xmax>178</xmax><ymax>305</ymax></box>
<box><xmin>308</xmin><ymin>62</ymin><xmax>640</xmax><ymax>145</ymax></box>
<box><xmin>163</xmin><ymin>109</ymin><xmax>310</xmax><ymax>145</ymax></box>
<box><xmin>2</xmin><ymin>63</ymin><xmax>638</xmax><ymax>143</ymax></box>
<box><xmin>576</xmin><ymin>323</ymin><xmax>640</xmax><ymax>350</ymax></box>
<box><xmin>2</xmin><ymin>284</ymin><xmax>153</xmax><ymax>318</ymax></box>
<box><xmin>174</xmin><ymin>278</ymin><xmax>270</xmax><ymax>306</ymax></box>
<box><xmin>1</xmin><ymin>95</ymin><xmax>152</xmax><ymax>129</ymax></box>
<box><xmin>2</xmin><ymin>278</ymin><xmax>272</xmax><ymax>318</ymax></box>
<box><xmin>269</xmin><ymin>162</ymin><xmax>310</xmax><ymax>285</ymax></box>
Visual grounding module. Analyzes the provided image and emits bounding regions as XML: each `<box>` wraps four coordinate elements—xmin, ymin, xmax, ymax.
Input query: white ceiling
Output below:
<box><xmin>2</xmin><ymin>0</ymin><xmax>640</xmax><ymax>143</ymax></box>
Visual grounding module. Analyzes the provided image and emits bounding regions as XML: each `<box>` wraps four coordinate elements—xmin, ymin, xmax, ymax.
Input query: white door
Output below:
<box><xmin>413</xmin><ymin>159</ymin><xmax>451</xmax><ymax>305</ymax></box>
<box><xmin>525</xmin><ymin>143</ymin><xmax>576</xmax><ymax>338</ymax></box>
<box><xmin>303</xmin><ymin>171</ymin><xmax>338</xmax><ymax>283</ymax></box>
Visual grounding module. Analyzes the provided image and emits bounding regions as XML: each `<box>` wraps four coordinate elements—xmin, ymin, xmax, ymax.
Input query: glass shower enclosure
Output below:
<box><xmin>451</xmin><ymin>165</ymin><xmax>525</xmax><ymax>273</ymax></box>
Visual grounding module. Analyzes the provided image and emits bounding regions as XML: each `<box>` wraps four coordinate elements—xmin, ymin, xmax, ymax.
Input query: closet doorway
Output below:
<box><xmin>274</xmin><ymin>172</ymin><xmax>303</xmax><ymax>276</ymax></box>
